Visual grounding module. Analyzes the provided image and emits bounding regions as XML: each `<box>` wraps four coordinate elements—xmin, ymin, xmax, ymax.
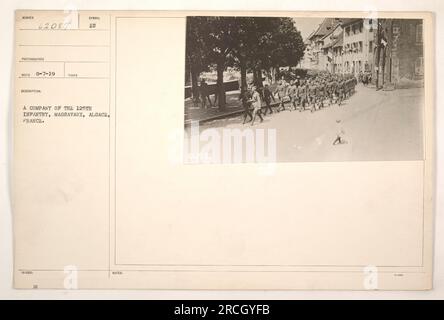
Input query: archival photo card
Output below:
<box><xmin>13</xmin><ymin>10</ymin><xmax>434</xmax><ymax>290</ymax></box>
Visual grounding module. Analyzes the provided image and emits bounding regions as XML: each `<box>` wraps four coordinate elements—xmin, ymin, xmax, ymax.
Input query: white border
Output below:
<box><xmin>1</xmin><ymin>0</ymin><xmax>443</xmax><ymax>299</ymax></box>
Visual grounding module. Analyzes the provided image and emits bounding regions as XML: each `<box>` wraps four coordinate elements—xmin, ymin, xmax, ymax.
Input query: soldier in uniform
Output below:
<box><xmin>262</xmin><ymin>84</ymin><xmax>275</xmax><ymax>115</ymax></box>
<box><xmin>331</xmin><ymin>77</ymin><xmax>338</xmax><ymax>105</ymax></box>
<box><xmin>298</xmin><ymin>80</ymin><xmax>308</xmax><ymax>111</ymax></box>
<box><xmin>347</xmin><ymin>77</ymin><xmax>353</xmax><ymax>98</ymax></box>
<box><xmin>318</xmin><ymin>81</ymin><xmax>326</xmax><ymax>110</ymax></box>
<box><xmin>288</xmin><ymin>80</ymin><xmax>298</xmax><ymax>111</ymax></box>
<box><xmin>308</xmin><ymin>80</ymin><xmax>317</xmax><ymax>113</ymax></box>
<box><xmin>346</xmin><ymin>77</ymin><xmax>351</xmax><ymax>100</ymax></box>
<box><xmin>326</xmin><ymin>79</ymin><xmax>332</xmax><ymax>106</ymax></box>
<box><xmin>338</xmin><ymin>78</ymin><xmax>346</xmax><ymax>106</ymax></box>
<box><xmin>274</xmin><ymin>80</ymin><xmax>288</xmax><ymax>112</ymax></box>
<box><xmin>199</xmin><ymin>79</ymin><xmax>213</xmax><ymax>109</ymax></box>
<box><xmin>251</xmin><ymin>86</ymin><xmax>264</xmax><ymax>126</ymax></box>
<box><xmin>240</xmin><ymin>86</ymin><xmax>253</xmax><ymax>124</ymax></box>
<box><xmin>295</xmin><ymin>82</ymin><xmax>303</xmax><ymax>111</ymax></box>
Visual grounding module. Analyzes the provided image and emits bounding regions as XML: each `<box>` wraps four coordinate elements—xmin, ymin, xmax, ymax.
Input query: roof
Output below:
<box><xmin>323</xmin><ymin>36</ymin><xmax>342</xmax><ymax>49</ymax></box>
<box><xmin>322</xmin><ymin>27</ymin><xmax>343</xmax><ymax>49</ymax></box>
<box><xmin>305</xmin><ymin>30</ymin><xmax>315</xmax><ymax>43</ymax></box>
<box><xmin>339</xmin><ymin>18</ymin><xmax>362</xmax><ymax>27</ymax></box>
<box><xmin>332</xmin><ymin>33</ymin><xmax>344</xmax><ymax>48</ymax></box>
<box><xmin>308</xmin><ymin>18</ymin><xmax>341</xmax><ymax>40</ymax></box>
<box><xmin>320</xmin><ymin>24</ymin><xmax>341</xmax><ymax>41</ymax></box>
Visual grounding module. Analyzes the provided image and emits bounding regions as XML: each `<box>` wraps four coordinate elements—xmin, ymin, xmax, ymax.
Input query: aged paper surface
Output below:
<box><xmin>13</xmin><ymin>10</ymin><xmax>434</xmax><ymax>290</ymax></box>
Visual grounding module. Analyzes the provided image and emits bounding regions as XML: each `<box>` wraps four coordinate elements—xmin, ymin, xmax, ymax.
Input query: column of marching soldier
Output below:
<box><xmin>240</xmin><ymin>74</ymin><xmax>358</xmax><ymax>126</ymax></box>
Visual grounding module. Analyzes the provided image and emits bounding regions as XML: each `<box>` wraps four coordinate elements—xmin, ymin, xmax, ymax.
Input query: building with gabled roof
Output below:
<box><xmin>319</xmin><ymin>24</ymin><xmax>343</xmax><ymax>72</ymax></box>
<box><xmin>302</xmin><ymin>17</ymin><xmax>375</xmax><ymax>74</ymax></box>
<box><xmin>308</xmin><ymin>18</ymin><xmax>342</xmax><ymax>41</ymax></box>
<box><xmin>331</xmin><ymin>32</ymin><xmax>344</xmax><ymax>73</ymax></box>
<box><xmin>304</xmin><ymin>18</ymin><xmax>342</xmax><ymax>70</ymax></box>
<box><xmin>341</xmin><ymin>18</ymin><xmax>375</xmax><ymax>75</ymax></box>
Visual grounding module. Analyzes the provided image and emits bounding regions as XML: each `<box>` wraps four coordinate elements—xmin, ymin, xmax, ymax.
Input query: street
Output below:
<box><xmin>185</xmin><ymin>85</ymin><xmax>424</xmax><ymax>162</ymax></box>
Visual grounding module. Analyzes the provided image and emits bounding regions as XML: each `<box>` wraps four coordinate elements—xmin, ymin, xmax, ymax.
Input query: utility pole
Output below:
<box><xmin>375</xmin><ymin>19</ymin><xmax>381</xmax><ymax>90</ymax></box>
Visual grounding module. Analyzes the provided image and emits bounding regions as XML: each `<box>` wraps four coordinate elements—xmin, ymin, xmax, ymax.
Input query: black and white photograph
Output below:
<box><xmin>184</xmin><ymin>16</ymin><xmax>425</xmax><ymax>163</ymax></box>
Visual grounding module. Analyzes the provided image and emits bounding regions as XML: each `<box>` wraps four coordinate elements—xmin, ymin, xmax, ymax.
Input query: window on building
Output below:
<box><xmin>359</xmin><ymin>22</ymin><xmax>363</xmax><ymax>33</ymax></box>
<box><xmin>359</xmin><ymin>41</ymin><xmax>363</xmax><ymax>52</ymax></box>
<box><xmin>416</xmin><ymin>23</ymin><xmax>423</xmax><ymax>44</ymax></box>
<box><xmin>368</xmin><ymin>19</ymin><xmax>374</xmax><ymax>32</ymax></box>
<box><xmin>369</xmin><ymin>40</ymin><xmax>373</xmax><ymax>53</ymax></box>
<box><xmin>345</xmin><ymin>26</ymin><xmax>350</xmax><ymax>36</ymax></box>
<box><xmin>409</xmin><ymin>23</ymin><xmax>416</xmax><ymax>37</ymax></box>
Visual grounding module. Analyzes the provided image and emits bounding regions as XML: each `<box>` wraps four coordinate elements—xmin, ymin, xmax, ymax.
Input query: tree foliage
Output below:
<box><xmin>186</xmin><ymin>16</ymin><xmax>306</xmax><ymax>109</ymax></box>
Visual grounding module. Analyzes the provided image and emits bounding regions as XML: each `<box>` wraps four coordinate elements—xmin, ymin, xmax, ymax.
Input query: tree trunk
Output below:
<box><xmin>375</xmin><ymin>20</ymin><xmax>381</xmax><ymax>89</ymax></box>
<box><xmin>190</xmin><ymin>65</ymin><xmax>199</xmax><ymax>99</ymax></box>
<box><xmin>253</xmin><ymin>67</ymin><xmax>262</xmax><ymax>88</ymax></box>
<box><xmin>270</xmin><ymin>67</ymin><xmax>276</xmax><ymax>84</ymax></box>
<box><xmin>216</xmin><ymin>60</ymin><xmax>226</xmax><ymax>110</ymax></box>
<box><xmin>276</xmin><ymin>68</ymin><xmax>282</xmax><ymax>82</ymax></box>
<box><xmin>381</xmin><ymin>47</ymin><xmax>386</xmax><ymax>87</ymax></box>
<box><xmin>240</xmin><ymin>58</ymin><xmax>247</xmax><ymax>93</ymax></box>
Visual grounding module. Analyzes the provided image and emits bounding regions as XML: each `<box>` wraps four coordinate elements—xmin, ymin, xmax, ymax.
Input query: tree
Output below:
<box><xmin>256</xmin><ymin>18</ymin><xmax>305</xmax><ymax>82</ymax></box>
<box><xmin>186</xmin><ymin>18</ymin><xmax>211</xmax><ymax>100</ymax></box>
<box><xmin>231</xmin><ymin>17</ymin><xmax>305</xmax><ymax>87</ymax></box>
<box><xmin>185</xmin><ymin>17</ymin><xmax>306</xmax><ymax>109</ymax></box>
<box><xmin>230</xmin><ymin>17</ymin><xmax>257</xmax><ymax>92</ymax></box>
<box><xmin>201</xmin><ymin>17</ymin><xmax>238</xmax><ymax>110</ymax></box>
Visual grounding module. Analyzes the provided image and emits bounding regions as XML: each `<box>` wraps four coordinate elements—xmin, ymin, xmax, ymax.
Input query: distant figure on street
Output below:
<box><xmin>332</xmin><ymin>120</ymin><xmax>347</xmax><ymax>145</ymax></box>
<box><xmin>362</xmin><ymin>72</ymin><xmax>371</xmax><ymax>86</ymax></box>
